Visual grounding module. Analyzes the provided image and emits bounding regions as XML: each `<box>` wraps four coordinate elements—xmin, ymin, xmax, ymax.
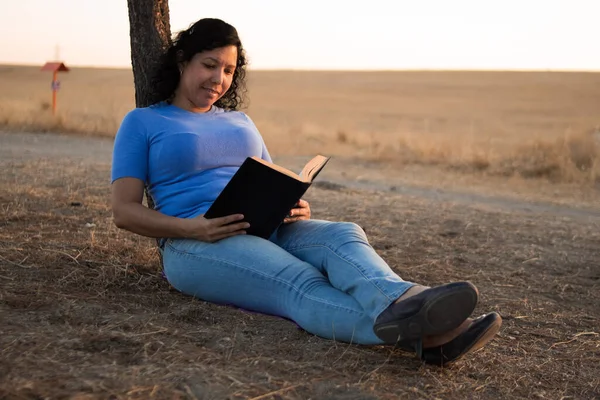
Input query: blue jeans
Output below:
<box><xmin>162</xmin><ymin>220</ymin><xmax>415</xmax><ymax>345</ymax></box>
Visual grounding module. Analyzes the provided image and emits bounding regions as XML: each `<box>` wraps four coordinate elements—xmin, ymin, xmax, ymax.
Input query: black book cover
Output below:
<box><xmin>205</xmin><ymin>156</ymin><xmax>329</xmax><ymax>239</ymax></box>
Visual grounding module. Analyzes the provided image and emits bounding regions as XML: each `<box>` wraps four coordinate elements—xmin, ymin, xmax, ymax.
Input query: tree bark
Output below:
<box><xmin>127</xmin><ymin>1</ymin><xmax>171</xmax><ymax>251</ymax></box>
<box><xmin>127</xmin><ymin>0</ymin><xmax>171</xmax><ymax>108</ymax></box>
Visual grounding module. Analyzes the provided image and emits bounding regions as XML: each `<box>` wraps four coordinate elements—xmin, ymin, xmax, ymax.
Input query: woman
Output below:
<box><xmin>111</xmin><ymin>18</ymin><xmax>501</xmax><ymax>366</ymax></box>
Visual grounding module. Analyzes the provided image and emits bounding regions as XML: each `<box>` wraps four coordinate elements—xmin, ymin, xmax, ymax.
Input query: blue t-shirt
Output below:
<box><xmin>111</xmin><ymin>103</ymin><xmax>272</xmax><ymax>218</ymax></box>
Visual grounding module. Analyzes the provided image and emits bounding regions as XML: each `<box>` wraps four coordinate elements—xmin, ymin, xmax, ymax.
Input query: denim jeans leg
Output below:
<box><xmin>162</xmin><ymin>235</ymin><xmax>385</xmax><ymax>344</ymax></box>
<box><xmin>270</xmin><ymin>220</ymin><xmax>415</xmax><ymax>320</ymax></box>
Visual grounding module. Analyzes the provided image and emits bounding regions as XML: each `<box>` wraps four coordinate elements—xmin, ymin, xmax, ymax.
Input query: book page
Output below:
<box><xmin>299</xmin><ymin>155</ymin><xmax>330</xmax><ymax>182</ymax></box>
<box><xmin>250</xmin><ymin>157</ymin><xmax>302</xmax><ymax>180</ymax></box>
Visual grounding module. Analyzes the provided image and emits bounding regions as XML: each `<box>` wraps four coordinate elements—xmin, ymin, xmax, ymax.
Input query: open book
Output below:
<box><xmin>204</xmin><ymin>155</ymin><xmax>330</xmax><ymax>239</ymax></box>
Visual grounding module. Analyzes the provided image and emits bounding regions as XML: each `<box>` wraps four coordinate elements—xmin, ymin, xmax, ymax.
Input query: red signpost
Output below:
<box><xmin>41</xmin><ymin>62</ymin><xmax>70</xmax><ymax>115</ymax></box>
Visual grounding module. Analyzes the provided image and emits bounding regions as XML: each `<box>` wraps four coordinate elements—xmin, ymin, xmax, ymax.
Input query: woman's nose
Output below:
<box><xmin>211</xmin><ymin>69</ymin><xmax>224</xmax><ymax>84</ymax></box>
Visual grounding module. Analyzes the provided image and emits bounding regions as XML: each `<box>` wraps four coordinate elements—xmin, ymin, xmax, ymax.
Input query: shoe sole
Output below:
<box><xmin>374</xmin><ymin>282</ymin><xmax>479</xmax><ymax>344</ymax></box>
<box><xmin>437</xmin><ymin>314</ymin><xmax>503</xmax><ymax>366</ymax></box>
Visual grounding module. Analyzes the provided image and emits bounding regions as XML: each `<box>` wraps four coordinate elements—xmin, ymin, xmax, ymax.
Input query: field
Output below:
<box><xmin>1</xmin><ymin>66</ymin><xmax>600</xmax><ymax>399</ymax></box>
<box><xmin>1</xmin><ymin>65</ymin><xmax>599</xmax><ymax>184</ymax></box>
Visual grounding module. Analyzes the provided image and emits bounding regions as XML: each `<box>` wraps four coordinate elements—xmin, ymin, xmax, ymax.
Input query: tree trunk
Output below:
<box><xmin>127</xmin><ymin>1</ymin><xmax>171</xmax><ymax>261</ymax></box>
<box><xmin>127</xmin><ymin>0</ymin><xmax>171</xmax><ymax>108</ymax></box>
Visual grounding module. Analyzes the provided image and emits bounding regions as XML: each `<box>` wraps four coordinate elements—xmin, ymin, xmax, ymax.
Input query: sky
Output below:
<box><xmin>1</xmin><ymin>0</ymin><xmax>599</xmax><ymax>71</ymax></box>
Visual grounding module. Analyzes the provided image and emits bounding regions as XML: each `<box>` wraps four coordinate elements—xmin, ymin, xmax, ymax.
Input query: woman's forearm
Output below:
<box><xmin>112</xmin><ymin>202</ymin><xmax>191</xmax><ymax>239</ymax></box>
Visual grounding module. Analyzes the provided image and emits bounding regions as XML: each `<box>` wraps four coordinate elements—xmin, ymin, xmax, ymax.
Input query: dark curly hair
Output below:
<box><xmin>152</xmin><ymin>18</ymin><xmax>248</xmax><ymax>110</ymax></box>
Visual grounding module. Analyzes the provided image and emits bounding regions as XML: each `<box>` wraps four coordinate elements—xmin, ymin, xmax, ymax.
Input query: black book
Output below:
<box><xmin>204</xmin><ymin>155</ymin><xmax>330</xmax><ymax>239</ymax></box>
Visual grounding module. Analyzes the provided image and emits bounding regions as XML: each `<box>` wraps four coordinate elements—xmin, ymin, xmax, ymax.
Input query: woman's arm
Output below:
<box><xmin>111</xmin><ymin>177</ymin><xmax>250</xmax><ymax>242</ymax></box>
<box><xmin>111</xmin><ymin>177</ymin><xmax>188</xmax><ymax>238</ymax></box>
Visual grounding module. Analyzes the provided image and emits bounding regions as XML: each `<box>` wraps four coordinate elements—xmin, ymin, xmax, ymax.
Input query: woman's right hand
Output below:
<box><xmin>183</xmin><ymin>214</ymin><xmax>250</xmax><ymax>243</ymax></box>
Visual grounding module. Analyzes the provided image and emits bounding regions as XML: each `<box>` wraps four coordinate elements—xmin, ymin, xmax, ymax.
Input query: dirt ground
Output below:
<box><xmin>1</xmin><ymin>132</ymin><xmax>599</xmax><ymax>399</ymax></box>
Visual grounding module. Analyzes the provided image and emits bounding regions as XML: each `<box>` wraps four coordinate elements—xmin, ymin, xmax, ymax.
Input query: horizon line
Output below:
<box><xmin>1</xmin><ymin>61</ymin><xmax>599</xmax><ymax>74</ymax></box>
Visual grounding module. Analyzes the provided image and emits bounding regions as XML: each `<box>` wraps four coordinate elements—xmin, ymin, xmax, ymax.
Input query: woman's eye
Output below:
<box><xmin>225</xmin><ymin>69</ymin><xmax>234</xmax><ymax>75</ymax></box>
<box><xmin>204</xmin><ymin>64</ymin><xmax>216</xmax><ymax>69</ymax></box>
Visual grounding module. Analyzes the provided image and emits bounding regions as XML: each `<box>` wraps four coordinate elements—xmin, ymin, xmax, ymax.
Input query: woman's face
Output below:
<box><xmin>175</xmin><ymin>45</ymin><xmax>238</xmax><ymax>112</ymax></box>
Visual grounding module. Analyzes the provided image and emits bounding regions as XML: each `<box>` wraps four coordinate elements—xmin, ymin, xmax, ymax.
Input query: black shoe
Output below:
<box><xmin>418</xmin><ymin>312</ymin><xmax>502</xmax><ymax>366</ymax></box>
<box><xmin>373</xmin><ymin>281</ymin><xmax>479</xmax><ymax>344</ymax></box>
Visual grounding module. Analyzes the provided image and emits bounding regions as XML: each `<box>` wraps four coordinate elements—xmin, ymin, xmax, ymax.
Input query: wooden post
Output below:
<box><xmin>41</xmin><ymin>62</ymin><xmax>69</xmax><ymax>115</ymax></box>
<box><xmin>52</xmin><ymin>71</ymin><xmax>58</xmax><ymax>115</ymax></box>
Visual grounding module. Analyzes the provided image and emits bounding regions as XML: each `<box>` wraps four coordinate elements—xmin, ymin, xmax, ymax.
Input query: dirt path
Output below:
<box><xmin>2</xmin><ymin>132</ymin><xmax>598</xmax><ymax>221</ymax></box>
<box><xmin>1</xmin><ymin>131</ymin><xmax>599</xmax><ymax>399</ymax></box>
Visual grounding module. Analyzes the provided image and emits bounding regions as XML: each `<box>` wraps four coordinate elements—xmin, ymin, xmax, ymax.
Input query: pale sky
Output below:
<box><xmin>1</xmin><ymin>0</ymin><xmax>599</xmax><ymax>71</ymax></box>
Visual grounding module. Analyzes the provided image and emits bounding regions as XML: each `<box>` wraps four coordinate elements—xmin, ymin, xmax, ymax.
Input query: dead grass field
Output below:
<box><xmin>0</xmin><ymin>134</ymin><xmax>599</xmax><ymax>399</ymax></box>
<box><xmin>0</xmin><ymin>66</ymin><xmax>599</xmax><ymax>399</ymax></box>
<box><xmin>1</xmin><ymin>65</ymin><xmax>599</xmax><ymax>184</ymax></box>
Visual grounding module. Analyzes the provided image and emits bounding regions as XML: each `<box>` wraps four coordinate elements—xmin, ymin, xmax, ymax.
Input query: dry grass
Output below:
<box><xmin>1</xmin><ymin>65</ymin><xmax>599</xmax><ymax>184</ymax></box>
<box><xmin>1</xmin><ymin>152</ymin><xmax>599</xmax><ymax>399</ymax></box>
<box><xmin>2</xmin><ymin>65</ymin><xmax>599</xmax><ymax>398</ymax></box>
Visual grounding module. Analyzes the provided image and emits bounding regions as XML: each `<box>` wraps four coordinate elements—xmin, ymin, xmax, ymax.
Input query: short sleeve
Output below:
<box><xmin>111</xmin><ymin>110</ymin><xmax>149</xmax><ymax>184</ymax></box>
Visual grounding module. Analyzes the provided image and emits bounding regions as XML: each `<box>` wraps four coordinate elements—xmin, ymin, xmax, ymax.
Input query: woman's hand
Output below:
<box><xmin>283</xmin><ymin>199</ymin><xmax>311</xmax><ymax>224</ymax></box>
<box><xmin>184</xmin><ymin>214</ymin><xmax>250</xmax><ymax>243</ymax></box>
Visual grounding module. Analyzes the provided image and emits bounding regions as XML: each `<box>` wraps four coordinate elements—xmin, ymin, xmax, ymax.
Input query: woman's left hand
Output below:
<box><xmin>283</xmin><ymin>199</ymin><xmax>311</xmax><ymax>223</ymax></box>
